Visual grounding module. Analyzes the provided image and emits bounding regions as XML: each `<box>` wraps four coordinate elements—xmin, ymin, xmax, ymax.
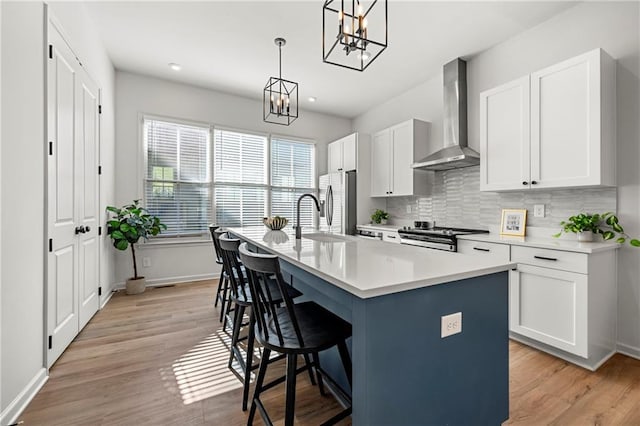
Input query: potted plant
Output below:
<box><xmin>553</xmin><ymin>212</ymin><xmax>640</xmax><ymax>246</ymax></box>
<box><xmin>106</xmin><ymin>200</ymin><xmax>167</xmax><ymax>294</ymax></box>
<box><xmin>371</xmin><ymin>209</ymin><xmax>390</xmax><ymax>225</ymax></box>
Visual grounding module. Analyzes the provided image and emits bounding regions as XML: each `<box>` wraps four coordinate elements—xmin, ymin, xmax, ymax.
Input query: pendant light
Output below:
<box><xmin>263</xmin><ymin>38</ymin><xmax>298</xmax><ymax>126</ymax></box>
<box><xmin>323</xmin><ymin>0</ymin><xmax>388</xmax><ymax>71</ymax></box>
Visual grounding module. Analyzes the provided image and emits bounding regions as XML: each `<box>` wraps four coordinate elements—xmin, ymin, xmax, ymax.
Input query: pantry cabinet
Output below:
<box><xmin>480</xmin><ymin>48</ymin><xmax>616</xmax><ymax>192</ymax></box>
<box><xmin>370</xmin><ymin>119</ymin><xmax>431</xmax><ymax>197</ymax></box>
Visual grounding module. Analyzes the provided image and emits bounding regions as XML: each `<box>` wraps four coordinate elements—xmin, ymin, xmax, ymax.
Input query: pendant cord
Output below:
<box><xmin>279</xmin><ymin>44</ymin><xmax>282</xmax><ymax>80</ymax></box>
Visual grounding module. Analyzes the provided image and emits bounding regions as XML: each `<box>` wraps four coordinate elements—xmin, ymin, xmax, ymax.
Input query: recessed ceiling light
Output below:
<box><xmin>169</xmin><ymin>63</ymin><xmax>181</xmax><ymax>71</ymax></box>
<box><xmin>308</xmin><ymin>97</ymin><xmax>317</xmax><ymax>103</ymax></box>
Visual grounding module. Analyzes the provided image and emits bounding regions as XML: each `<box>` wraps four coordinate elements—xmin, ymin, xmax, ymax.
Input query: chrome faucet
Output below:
<box><xmin>295</xmin><ymin>193</ymin><xmax>321</xmax><ymax>240</ymax></box>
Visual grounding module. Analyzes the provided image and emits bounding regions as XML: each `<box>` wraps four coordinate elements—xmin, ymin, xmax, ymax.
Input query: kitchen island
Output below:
<box><xmin>229</xmin><ymin>226</ymin><xmax>515</xmax><ymax>425</ymax></box>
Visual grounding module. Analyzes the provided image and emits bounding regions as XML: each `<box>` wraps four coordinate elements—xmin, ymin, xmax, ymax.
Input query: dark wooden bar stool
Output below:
<box><xmin>218</xmin><ymin>234</ymin><xmax>310</xmax><ymax>411</ymax></box>
<box><xmin>238</xmin><ymin>242</ymin><xmax>353</xmax><ymax>426</ymax></box>
<box><xmin>209</xmin><ymin>225</ymin><xmax>229</xmax><ymax>324</ymax></box>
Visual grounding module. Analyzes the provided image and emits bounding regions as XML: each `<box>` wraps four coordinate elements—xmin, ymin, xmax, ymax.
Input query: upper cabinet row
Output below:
<box><xmin>370</xmin><ymin>119</ymin><xmax>430</xmax><ymax>197</ymax></box>
<box><xmin>480</xmin><ymin>48</ymin><xmax>616</xmax><ymax>192</ymax></box>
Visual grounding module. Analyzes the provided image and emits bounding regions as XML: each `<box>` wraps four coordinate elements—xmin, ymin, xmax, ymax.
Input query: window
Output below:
<box><xmin>143</xmin><ymin>118</ymin><xmax>211</xmax><ymax>236</ymax></box>
<box><xmin>142</xmin><ymin>117</ymin><xmax>316</xmax><ymax>239</ymax></box>
<box><xmin>213</xmin><ymin>129</ymin><xmax>268</xmax><ymax>227</ymax></box>
<box><xmin>270</xmin><ymin>137</ymin><xmax>316</xmax><ymax>227</ymax></box>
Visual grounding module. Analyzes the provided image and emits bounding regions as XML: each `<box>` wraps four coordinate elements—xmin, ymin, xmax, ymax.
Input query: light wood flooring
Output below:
<box><xmin>19</xmin><ymin>280</ymin><xmax>640</xmax><ymax>425</ymax></box>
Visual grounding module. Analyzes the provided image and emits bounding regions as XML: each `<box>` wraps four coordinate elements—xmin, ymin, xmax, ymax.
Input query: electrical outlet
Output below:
<box><xmin>142</xmin><ymin>257</ymin><xmax>151</xmax><ymax>268</ymax></box>
<box><xmin>441</xmin><ymin>312</ymin><xmax>463</xmax><ymax>338</ymax></box>
<box><xmin>406</xmin><ymin>205</ymin><xmax>412</xmax><ymax>214</ymax></box>
<box><xmin>534</xmin><ymin>204</ymin><xmax>545</xmax><ymax>218</ymax></box>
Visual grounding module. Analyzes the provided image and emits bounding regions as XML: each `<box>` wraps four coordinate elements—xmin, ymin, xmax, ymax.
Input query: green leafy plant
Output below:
<box><xmin>106</xmin><ymin>200</ymin><xmax>167</xmax><ymax>279</ymax></box>
<box><xmin>371</xmin><ymin>209</ymin><xmax>389</xmax><ymax>225</ymax></box>
<box><xmin>553</xmin><ymin>212</ymin><xmax>640</xmax><ymax>246</ymax></box>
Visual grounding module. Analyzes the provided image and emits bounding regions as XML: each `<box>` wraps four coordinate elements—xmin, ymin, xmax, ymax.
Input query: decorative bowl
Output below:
<box><xmin>263</xmin><ymin>216</ymin><xmax>288</xmax><ymax>230</ymax></box>
<box><xmin>263</xmin><ymin>230</ymin><xmax>289</xmax><ymax>244</ymax></box>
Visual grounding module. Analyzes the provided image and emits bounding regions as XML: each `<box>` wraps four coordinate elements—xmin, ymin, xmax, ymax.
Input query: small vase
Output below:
<box><xmin>577</xmin><ymin>231</ymin><xmax>593</xmax><ymax>242</ymax></box>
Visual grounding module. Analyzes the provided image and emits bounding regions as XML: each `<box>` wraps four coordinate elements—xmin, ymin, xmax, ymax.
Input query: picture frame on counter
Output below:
<box><xmin>500</xmin><ymin>209</ymin><xmax>527</xmax><ymax>236</ymax></box>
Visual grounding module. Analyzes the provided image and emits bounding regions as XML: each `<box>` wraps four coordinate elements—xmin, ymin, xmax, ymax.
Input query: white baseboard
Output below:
<box><xmin>113</xmin><ymin>273</ymin><xmax>217</xmax><ymax>290</ymax></box>
<box><xmin>617</xmin><ymin>342</ymin><xmax>640</xmax><ymax>360</ymax></box>
<box><xmin>99</xmin><ymin>288</ymin><xmax>114</xmax><ymax>309</ymax></box>
<box><xmin>0</xmin><ymin>368</ymin><xmax>48</xmax><ymax>426</ymax></box>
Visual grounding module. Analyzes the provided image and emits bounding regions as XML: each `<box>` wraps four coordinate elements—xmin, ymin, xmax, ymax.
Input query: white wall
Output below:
<box><xmin>1</xmin><ymin>1</ymin><xmax>115</xmax><ymax>422</ymax></box>
<box><xmin>114</xmin><ymin>71</ymin><xmax>352</xmax><ymax>284</ymax></box>
<box><xmin>1</xmin><ymin>2</ymin><xmax>47</xmax><ymax>421</ymax></box>
<box><xmin>353</xmin><ymin>1</ymin><xmax>640</xmax><ymax>354</ymax></box>
<box><xmin>47</xmin><ymin>1</ymin><xmax>117</xmax><ymax>304</ymax></box>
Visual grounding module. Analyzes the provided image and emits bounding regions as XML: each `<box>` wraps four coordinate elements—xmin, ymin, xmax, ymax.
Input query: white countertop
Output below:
<box><xmin>356</xmin><ymin>223</ymin><xmax>401</xmax><ymax>233</ymax></box>
<box><xmin>228</xmin><ymin>226</ymin><xmax>515</xmax><ymax>299</ymax></box>
<box><xmin>457</xmin><ymin>233</ymin><xmax>620</xmax><ymax>254</ymax></box>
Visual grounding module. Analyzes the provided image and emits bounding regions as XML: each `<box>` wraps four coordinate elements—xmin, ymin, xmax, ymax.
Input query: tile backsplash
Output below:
<box><xmin>387</xmin><ymin>166</ymin><xmax>617</xmax><ymax>229</ymax></box>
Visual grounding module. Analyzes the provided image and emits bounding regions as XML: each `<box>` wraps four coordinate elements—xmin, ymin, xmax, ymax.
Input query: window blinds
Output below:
<box><xmin>144</xmin><ymin>119</ymin><xmax>211</xmax><ymax>236</ymax></box>
<box><xmin>213</xmin><ymin>129</ymin><xmax>268</xmax><ymax>227</ymax></box>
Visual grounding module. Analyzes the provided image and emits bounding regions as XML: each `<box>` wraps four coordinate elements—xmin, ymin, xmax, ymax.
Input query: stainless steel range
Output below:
<box><xmin>398</xmin><ymin>223</ymin><xmax>489</xmax><ymax>252</ymax></box>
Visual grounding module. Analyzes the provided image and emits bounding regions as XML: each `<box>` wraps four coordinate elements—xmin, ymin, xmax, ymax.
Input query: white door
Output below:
<box><xmin>47</xmin><ymin>25</ymin><xmax>80</xmax><ymax>365</ymax></box>
<box><xmin>390</xmin><ymin>121</ymin><xmax>413</xmax><ymax>196</ymax></box>
<box><xmin>47</xmin><ymin>23</ymin><xmax>100</xmax><ymax>366</ymax></box>
<box><xmin>480</xmin><ymin>76</ymin><xmax>531</xmax><ymax>191</ymax></box>
<box><xmin>370</xmin><ymin>129</ymin><xmax>391</xmax><ymax>197</ymax></box>
<box><xmin>341</xmin><ymin>133</ymin><xmax>357</xmax><ymax>171</ymax></box>
<box><xmin>327</xmin><ymin>140</ymin><xmax>343</xmax><ymax>173</ymax></box>
<box><xmin>530</xmin><ymin>50</ymin><xmax>601</xmax><ymax>189</ymax></box>
<box><xmin>510</xmin><ymin>265</ymin><xmax>588</xmax><ymax>358</ymax></box>
<box><xmin>77</xmin><ymin>69</ymin><xmax>100</xmax><ymax>330</ymax></box>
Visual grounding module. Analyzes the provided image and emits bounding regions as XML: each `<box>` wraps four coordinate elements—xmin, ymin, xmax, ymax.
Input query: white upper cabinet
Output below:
<box><xmin>480</xmin><ymin>48</ymin><xmax>616</xmax><ymax>192</ymax></box>
<box><xmin>371</xmin><ymin>119</ymin><xmax>431</xmax><ymax>197</ymax></box>
<box><xmin>328</xmin><ymin>133</ymin><xmax>358</xmax><ymax>172</ymax></box>
<box><xmin>480</xmin><ymin>76</ymin><xmax>531</xmax><ymax>191</ymax></box>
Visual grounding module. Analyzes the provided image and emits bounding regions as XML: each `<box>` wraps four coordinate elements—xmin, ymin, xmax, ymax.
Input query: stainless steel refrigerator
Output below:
<box><xmin>318</xmin><ymin>170</ymin><xmax>357</xmax><ymax>235</ymax></box>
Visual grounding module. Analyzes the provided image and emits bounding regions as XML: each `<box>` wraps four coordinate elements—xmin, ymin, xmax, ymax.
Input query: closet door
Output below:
<box><xmin>47</xmin><ymin>23</ymin><xmax>100</xmax><ymax>366</ymax></box>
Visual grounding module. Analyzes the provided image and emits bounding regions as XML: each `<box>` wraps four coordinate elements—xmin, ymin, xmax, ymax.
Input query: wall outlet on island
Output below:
<box><xmin>441</xmin><ymin>312</ymin><xmax>462</xmax><ymax>338</ymax></box>
<box><xmin>142</xmin><ymin>257</ymin><xmax>151</xmax><ymax>268</ymax></box>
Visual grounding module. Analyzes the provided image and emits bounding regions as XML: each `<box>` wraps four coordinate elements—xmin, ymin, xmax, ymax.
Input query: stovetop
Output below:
<box><xmin>398</xmin><ymin>226</ymin><xmax>489</xmax><ymax>237</ymax></box>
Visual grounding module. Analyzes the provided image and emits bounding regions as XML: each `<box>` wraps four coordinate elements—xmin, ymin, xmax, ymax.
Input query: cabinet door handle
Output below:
<box><xmin>387</xmin><ymin>235</ymin><xmax>396</xmax><ymax>239</ymax></box>
<box><xmin>522</xmin><ymin>181</ymin><xmax>528</xmax><ymax>186</ymax></box>
<box><xmin>534</xmin><ymin>255</ymin><xmax>557</xmax><ymax>261</ymax></box>
<box><xmin>531</xmin><ymin>181</ymin><xmax>538</xmax><ymax>185</ymax></box>
<box><xmin>473</xmin><ymin>247</ymin><xmax>490</xmax><ymax>252</ymax></box>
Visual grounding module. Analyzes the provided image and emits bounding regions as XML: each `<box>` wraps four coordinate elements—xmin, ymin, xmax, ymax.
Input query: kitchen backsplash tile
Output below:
<box><xmin>387</xmin><ymin>166</ymin><xmax>617</xmax><ymax>229</ymax></box>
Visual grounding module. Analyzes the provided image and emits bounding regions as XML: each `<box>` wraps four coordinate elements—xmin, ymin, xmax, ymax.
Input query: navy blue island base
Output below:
<box><xmin>239</xmin><ymin>237</ymin><xmax>510</xmax><ymax>426</ymax></box>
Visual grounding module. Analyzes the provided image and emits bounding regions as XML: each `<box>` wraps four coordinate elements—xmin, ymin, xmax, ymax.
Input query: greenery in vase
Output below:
<box><xmin>553</xmin><ymin>212</ymin><xmax>640</xmax><ymax>246</ymax></box>
<box><xmin>371</xmin><ymin>209</ymin><xmax>389</xmax><ymax>224</ymax></box>
<box><xmin>106</xmin><ymin>200</ymin><xmax>167</xmax><ymax>279</ymax></box>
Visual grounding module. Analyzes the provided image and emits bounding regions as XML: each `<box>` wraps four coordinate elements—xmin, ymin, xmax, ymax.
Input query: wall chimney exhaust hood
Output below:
<box><xmin>411</xmin><ymin>58</ymin><xmax>480</xmax><ymax>171</ymax></box>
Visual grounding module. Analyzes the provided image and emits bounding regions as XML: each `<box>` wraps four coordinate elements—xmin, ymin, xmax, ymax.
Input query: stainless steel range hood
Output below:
<box><xmin>411</xmin><ymin>58</ymin><xmax>480</xmax><ymax>171</ymax></box>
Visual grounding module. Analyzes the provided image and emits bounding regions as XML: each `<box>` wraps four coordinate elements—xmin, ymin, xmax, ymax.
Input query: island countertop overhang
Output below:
<box><xmin>228</xmin><ymin>226</ymin><xmax>515</xmax><ymax>299</ymax></box>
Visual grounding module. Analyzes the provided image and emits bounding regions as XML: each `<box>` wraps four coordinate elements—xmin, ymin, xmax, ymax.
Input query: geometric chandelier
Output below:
<box><xmin>263</xmin><ymin>37</ymin><xmax>298</xmax><ymax>126</ymax></box>
<box><xmin>322</xmin><ymin>0</ymin><xmax>388</xmax><ymax>72</ymax></box>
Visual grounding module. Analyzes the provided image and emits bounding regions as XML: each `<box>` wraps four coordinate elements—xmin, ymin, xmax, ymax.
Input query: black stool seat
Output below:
<box><xmin>263</xmin><ymin>302</ymin><xmax>351</xmax><ymax>354</ymax></box>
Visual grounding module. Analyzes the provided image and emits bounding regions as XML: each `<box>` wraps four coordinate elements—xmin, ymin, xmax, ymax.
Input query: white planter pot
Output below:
<box><xmin>577</xmin><ymin>231</ymin><xmax>594</xmax><ymax>242</ymax></box>
<box><xmin>126</xmin><ymin>277</ymin><xmax>146</xmax><ymax>295</ymax></box>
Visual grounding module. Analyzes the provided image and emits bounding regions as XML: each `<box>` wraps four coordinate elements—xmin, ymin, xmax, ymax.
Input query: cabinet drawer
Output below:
<box><xmin>458</xmin><ymin>240</ymin><xmax>510</xmax><ymax>261</ymax></box>
<box><xmin>511</xmin><ymin>245</ymin><xmax>587</xmax><ymax>274</ymax></box>
<box><xmin>382</xmin><ymin>231</ymin><xmax>400</xmax><ymax>244</ymax></box>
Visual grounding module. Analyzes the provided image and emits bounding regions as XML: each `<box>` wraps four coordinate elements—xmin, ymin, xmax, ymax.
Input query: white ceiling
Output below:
<box><xmin>84</xmin><ymin>1</ymin><xmax>577</xmax><ymax>118</ymax></box>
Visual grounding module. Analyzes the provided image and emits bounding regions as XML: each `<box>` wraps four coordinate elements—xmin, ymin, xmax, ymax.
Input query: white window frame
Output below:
<box><xmin>137</xmin><ymin>114</ymin><xmax>317</xmax><ymax>244</ymax></box>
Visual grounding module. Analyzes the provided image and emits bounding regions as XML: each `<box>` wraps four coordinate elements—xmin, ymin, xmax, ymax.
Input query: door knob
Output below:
<box><xmin>75</xmin><ymin>226</ymin><xmax>86</xmax><ymax>234</ymax></box>
<box><xmin>522</xmin><ymin>181</ymin><xmax>528</xmax><ymax>185</ymax></box>
<box><xmin>85</xmin><ymin>226</ymin><xmax>91</xmax><ymax>233</ymax></box>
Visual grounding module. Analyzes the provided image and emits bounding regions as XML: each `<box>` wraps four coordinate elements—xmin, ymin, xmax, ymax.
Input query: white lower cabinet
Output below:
<box><xmin>510</xmin><ymin>264</ymin><xmax>588</xmax><ymax>357</ymax></box>
<box><xmin>459</xmin><ymin>237</ymin><xmax>617</xmax><ymax>370</ymax></box>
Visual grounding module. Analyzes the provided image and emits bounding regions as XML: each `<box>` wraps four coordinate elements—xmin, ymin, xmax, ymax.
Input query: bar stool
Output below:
<box><xmin>238</xmin><ymin>242</ymin><xmax>353</xmax><ymax>426</ymax></box>
<box><xmin>209</xmin><ymin>225</ymin><xmax>229</xmax><ymax>323</ymax></box>
<box><xmin>218</xmin><ymin>234</ymin><xmax>311</xmax><ymax>411</ymax></box>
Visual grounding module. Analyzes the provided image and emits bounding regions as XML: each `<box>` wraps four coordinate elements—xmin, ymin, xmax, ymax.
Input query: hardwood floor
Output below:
<box><xmin>20</xmin><ymin>280</ymin><xmax>640</xmax><ymax>425</ymax></box>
